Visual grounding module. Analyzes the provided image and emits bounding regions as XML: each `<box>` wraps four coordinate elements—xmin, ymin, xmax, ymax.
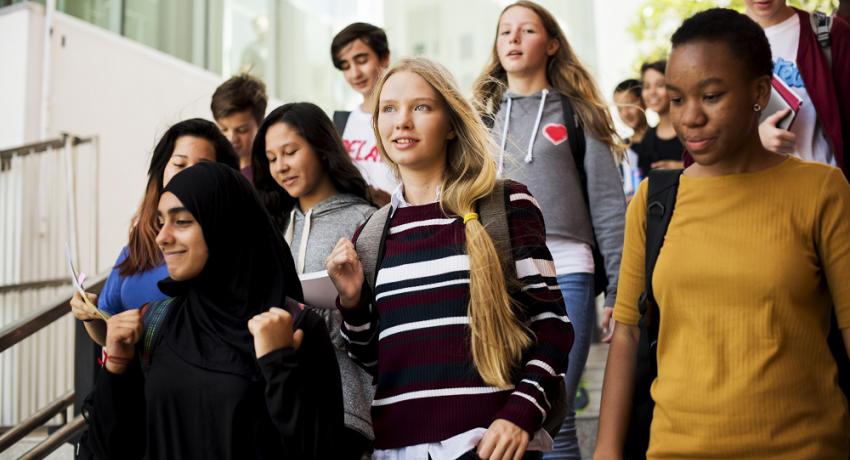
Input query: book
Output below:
<box><xmin>760</xmin><ymin>74</ymin><xmax>804</xmax><ymax>131</ymax></box>
<box><xmin>299</xmin><ymin>270</ymin><xmax>338</xmax><ymax>310</ymax></box>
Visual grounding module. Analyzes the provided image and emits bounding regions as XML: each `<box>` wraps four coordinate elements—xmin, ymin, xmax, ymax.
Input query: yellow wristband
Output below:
<box><xmin>463</xmin><ymin>212</ymin><xmax>479</xmax><ymax>224</ymax></box>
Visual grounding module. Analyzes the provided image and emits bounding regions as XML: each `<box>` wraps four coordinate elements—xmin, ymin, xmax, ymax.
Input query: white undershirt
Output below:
<box><xmin>763</xmin><ymin>13</ymin><xmax>835</xmax><ymax>165</ymax></box>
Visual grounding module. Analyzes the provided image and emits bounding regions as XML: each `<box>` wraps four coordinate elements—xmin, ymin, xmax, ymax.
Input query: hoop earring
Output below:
<box><xmin>753</xmin><ymin>103</ymin><xmax>762</xmax><ymax>112</ymax></box>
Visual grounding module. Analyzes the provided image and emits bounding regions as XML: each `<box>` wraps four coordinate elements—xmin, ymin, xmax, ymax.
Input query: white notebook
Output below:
<box><xmin>299</xmin><ymin>270</ymin><xmax>338</xmax><ymax>310</ymax></box>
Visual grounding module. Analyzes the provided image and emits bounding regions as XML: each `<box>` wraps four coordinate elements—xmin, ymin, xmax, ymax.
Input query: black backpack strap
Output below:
<box><xmin>140</xmin><ymin>297</ymin><xmax>175</xmax><ymax>365</ymax></box>
<box><xmin>639</xmin><ymin>169</ymin><xmax>683</xmax><ymax>316</ymax></box>
<box><xmin>355</xmin><ymin>204</ymin><xmax>393</xmax><ymax>299</ymax></box>
<box><xmin>332</xmin><ymin>110</ymin><xmax>352</xmax><ymax>138</ymax></box>
<box><xmin>561</xmin><ymin>94</ymin><xmax>608</xmax><ymax>296</ymax></box>
<box><xmin>560</xmin><ymin>94</ymin><xmax>587</xmax><ymax>189</ymax></box>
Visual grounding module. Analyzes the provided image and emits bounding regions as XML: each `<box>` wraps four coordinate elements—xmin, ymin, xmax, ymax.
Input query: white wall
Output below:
<box><xmin>0</xmin><ymin>4</ymin><xmax>241</xmax><ymax>272</ymax></box>
<box><xmin>0</xmin><ymin>3</ymin><xmax>43</xmax><ymax>148</ymax></box>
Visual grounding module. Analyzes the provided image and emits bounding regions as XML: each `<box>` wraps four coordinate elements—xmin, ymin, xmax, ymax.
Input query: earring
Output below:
<box><xmin>753</xmin><ymin>103</ymin><xmax>762</xmax><ymax>112</ymax></box>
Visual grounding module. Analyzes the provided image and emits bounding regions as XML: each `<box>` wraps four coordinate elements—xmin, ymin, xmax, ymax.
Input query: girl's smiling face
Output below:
<box><xmin>264</xmin><ymin>122</ymin><xmax>330</xmax><ymax>201</ymax></box>
<box><xmin>642</xmin><ymin>68</ymin><xmax>669</xmax><ymax>115</ymax></box>
<box><xmin>156</xmin><ymin>191</ymin><xmax>209</xmax><ymax>281</ymax></box>
<box><xmin>377</xmin><ymin>71</ymin><xmax>455</xmax><ymax>174</ymax></box>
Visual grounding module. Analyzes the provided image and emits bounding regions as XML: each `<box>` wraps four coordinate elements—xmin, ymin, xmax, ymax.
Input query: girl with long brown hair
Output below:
<box><xmin>326</xmin><ymin>57</ymin><xmax>573</xmax><ymax>459</ymax></box>
<box><xmin>473</xmin><ymin>2</ymin><xmax>627</xmax><ymax>458</ymax></box>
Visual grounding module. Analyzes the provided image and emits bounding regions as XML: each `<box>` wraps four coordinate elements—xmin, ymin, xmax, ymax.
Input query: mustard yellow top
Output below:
<box><xmin>614</xmin><ymin>157</ymin><xmax>850</xmax><ymax>459</ymax></box>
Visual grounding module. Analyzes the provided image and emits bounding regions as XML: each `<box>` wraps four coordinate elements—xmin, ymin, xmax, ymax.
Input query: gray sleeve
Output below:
<box><xmin>583</xmin><ymin>132</ymin><xmax>627</xmax><ymax>306</ymax></box>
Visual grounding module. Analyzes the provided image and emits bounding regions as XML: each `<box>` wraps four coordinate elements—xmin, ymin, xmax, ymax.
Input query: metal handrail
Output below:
<box><xmin>18</xmin><ymin>414</ymin><xmax>86</xmax><ymax>460</ymax></box>
<box><xmin>0</xmin><ymin>133</ymin><xmax>94</xmax><ymax>171</ymax></box>
<box><xmin>0</xmin><ymin>391</ymin><xmax>74</xmax><ymax>452</ymax></box>
<box><xmin>0</xmin><ymin>279</ymin><xmax>73</xmax><ymax>295</ymax></box>
<box><xmin>0</xmin><ymin>273</ymin><xmax>107</xmax><ymax>354</ymax></box>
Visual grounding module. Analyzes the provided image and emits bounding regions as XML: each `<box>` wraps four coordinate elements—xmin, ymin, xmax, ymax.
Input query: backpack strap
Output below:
<box><xmin>356</xmin><ymin>204</ymin><xmax>393</xmax><ymax>300</ymax></box>
<box><xmin>560</xmin><ymin>94</ymin><xmax>587</xmax><ymax>189</ymax></box>
<box><xmin>810</xmin><ymin>11</ymin><xmax>833</xmax><ymax>68</ymax></box>
<box><xmin>140</xmin><ymin>297</ymin><xmax>175</xmax><ymax>365</ymax></box>
<box><xmin>561</xmin><ymin>94</ymin><xmax>609</xmax><ymax>297</ymax></box>
<box><xmin>478</xmin><ymin>179</ymin><xmax>513</xmax><ymax>279</ymax></box>
<box><xmin>332</xmin><ymin>110</ymin><xmax>352</xmax><ymax>138</ymax></box>
<box><xmin>639</xmin><ymin>169</ymin><xmax>682</xmax><ymax>318</ymax></box>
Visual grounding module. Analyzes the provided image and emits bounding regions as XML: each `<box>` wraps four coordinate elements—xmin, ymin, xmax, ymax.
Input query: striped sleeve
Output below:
<box><xmin>337</xmin><ymin>284</ymin><xmax>379</xmax><ymax>376</ymax></box>
<box><xmin>495</xmin><ymin>181</ymin><xmax>574</xmax><ymax>434</ymax></box>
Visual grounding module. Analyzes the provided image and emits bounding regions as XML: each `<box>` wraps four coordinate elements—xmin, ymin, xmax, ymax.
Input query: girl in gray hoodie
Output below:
<box><xmin>252</xmin><ymin>102</ymin><xmax>376</xmax><ymax>459</ymax></box>
<box><xmin>474</xmin><ymin>2</ymin><xmax>627</xmax><ymax>459</ymax></box>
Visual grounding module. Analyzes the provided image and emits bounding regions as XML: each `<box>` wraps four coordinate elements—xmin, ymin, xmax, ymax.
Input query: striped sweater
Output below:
<box><xmin>338</xmin><ymin>181</ymin><xmax>574</xmax><ymax>449</ymax></box>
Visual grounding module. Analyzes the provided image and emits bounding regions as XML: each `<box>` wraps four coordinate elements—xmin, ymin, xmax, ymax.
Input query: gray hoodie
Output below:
<box><xmin>493</xmin><ymin>88</ymin><xmax>626</xmax><ymax>305</ymax></box>
<box><xmin>283</xmin><ymin>193</ymin><xmax>376</xmax><ymax>440</ymax></box>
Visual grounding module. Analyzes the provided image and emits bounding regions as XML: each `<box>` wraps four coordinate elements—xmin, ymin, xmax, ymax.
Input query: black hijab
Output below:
<box><xmin>158</xmin><ymin>162</ymin><xmax>303</xmax><ymax>376</ymax></box>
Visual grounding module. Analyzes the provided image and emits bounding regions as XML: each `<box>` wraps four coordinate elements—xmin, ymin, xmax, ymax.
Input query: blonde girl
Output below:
<box><xmin>327</xmin><ymin>58</ymin><xmax>573</xmax><ymax>460</ymax></box>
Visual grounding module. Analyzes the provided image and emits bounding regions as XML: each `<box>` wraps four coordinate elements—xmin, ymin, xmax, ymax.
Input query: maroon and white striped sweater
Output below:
<box><xmin>339</xmin><ymin>181</ymin><xmax>573</xmax><ymax>449</ymax></box>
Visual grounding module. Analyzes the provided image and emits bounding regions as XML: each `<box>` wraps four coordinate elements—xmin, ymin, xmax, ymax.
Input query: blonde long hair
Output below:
<box><xmin>473</xmin><ymin>0</ymin><xmax>625</xmax><ymax>160</ymax></box>
<box><xmin>371</xmin><ymin>58</ymin><xmax>531</xmax><ymax>388</ymax></box>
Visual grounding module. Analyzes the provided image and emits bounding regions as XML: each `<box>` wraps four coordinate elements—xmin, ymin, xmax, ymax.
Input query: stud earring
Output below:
<box><xmin>753</xmin><ymin>103</ymin><xmax>762</xmax><ymax>112</ymax></box>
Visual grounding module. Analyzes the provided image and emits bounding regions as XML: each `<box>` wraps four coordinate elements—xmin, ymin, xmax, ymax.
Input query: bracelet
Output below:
<box><xmin>98</xmin><ymin>350</ymin><xmax>132</xmax><ymax>367</ymax></box>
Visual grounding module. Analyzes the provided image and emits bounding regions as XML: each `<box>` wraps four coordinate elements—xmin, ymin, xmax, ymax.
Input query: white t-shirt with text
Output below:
<box><xmin>341</xmin><ymin>108</ymin><xmax>398</xmax><ymax>193</ymax></box>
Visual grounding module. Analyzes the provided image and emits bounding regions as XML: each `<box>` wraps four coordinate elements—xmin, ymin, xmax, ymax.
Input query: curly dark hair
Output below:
<box><xmin>251</xmin><ymin>102</ymin><xmax>372</xmax><ymax>229</ymax></box>
<box><xmin>671</xmin><ymin>8</ymin><xmax>772</xmax><ymax>79</ymax></box>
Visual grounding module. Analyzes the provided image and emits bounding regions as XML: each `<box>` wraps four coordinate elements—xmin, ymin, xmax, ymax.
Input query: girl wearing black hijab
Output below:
<box><xmin>84</xmin><ymin>162</ymin><xmax>343</xmax><ymax>459</ymax></box>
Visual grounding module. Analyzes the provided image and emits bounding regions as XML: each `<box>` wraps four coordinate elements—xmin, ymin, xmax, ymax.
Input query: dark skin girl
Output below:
<box><xmin>594</xmin><ymin>39</ymin><xmax>778</xmax><ymax>460</ymax></box>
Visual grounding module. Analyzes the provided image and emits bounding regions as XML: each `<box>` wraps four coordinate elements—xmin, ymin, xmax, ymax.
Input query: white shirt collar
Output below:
<box><xmin>389</xmin><ymin>183</ymin><xmax>442</xmax><ymax>217</ymax></box>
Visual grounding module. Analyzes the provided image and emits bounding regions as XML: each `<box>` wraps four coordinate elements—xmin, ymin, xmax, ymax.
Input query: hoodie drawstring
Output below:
<box><xmin>283</xmin><ymin>208</ymin><xmax>312</xmax><ymax>274</ymax></box>
<box><xmin>498</xmin><ymin>97</ymin><xmax>513</xmax><ymax>177</ymax></box>
<box><xmin>498</xmin><ymin>88</ymin><xmax>549</xmax><ymax>173</ymax></box>
<box><xmin>525</xmin><ymin>88</ymin><xmax>549</xmax><ymax>164</ymax></box>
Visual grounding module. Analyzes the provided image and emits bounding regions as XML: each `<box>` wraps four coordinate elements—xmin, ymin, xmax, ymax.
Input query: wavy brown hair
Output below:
<box><xmin>473</xmin><ymin>0</ymin><xmax>625</xmax><ymax>160</ymax></box>
<box><xmin>371</xmin><ymin>58</ymin><xmax>531</xmax><ymax>388</ymax></box>
<box><xmin>118</xmin><ymin>119</ymin><xmax>238</xmax><ymax>276</ymax></box>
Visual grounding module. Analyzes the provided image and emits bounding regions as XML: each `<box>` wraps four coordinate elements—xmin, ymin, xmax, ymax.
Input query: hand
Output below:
<box><xmin>601</xmin><ymin>306</ymin><xmax>615</xmax><ymax>343</ymax></box>
<box><xmin>759</xmin><ymin>109</ymin><xmax>796</xmax><ymax>154</ymax></box>
<box><xmin>650</xmin><ymin>160</ymin><xmax>684</xmax><ymax>170</ymax></box>
<box><xmin>476</xmin><ymin>419</ymin><xmax>530</xmax><ymax>460</ymax></box>
<box><xmin>104</xmin><ymin>309</ymin><xmax>142</xmax><ymax>374</ymax></box>
<box><xmin>248</xmin><ymin>307</ymin><xmax>304</xmax><ymax>358</ymax></box>
<box><xmin>70</xmin><ymin>291</ymin><xmax>100</xmax><ymax>322</ymax></box>
<box><xmin>325</xmin><ymin>238</ymin><xmax>365</xmax><ymax>309</ymax></box>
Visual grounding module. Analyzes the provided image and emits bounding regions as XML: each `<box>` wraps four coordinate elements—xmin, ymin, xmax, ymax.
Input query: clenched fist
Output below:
<box><xmin>104</xmin><ymin>309</ymin><xmax>143</xmax><ymax>374</ymax></box>
<box><xmin>248</xmin><ymin>307</ymin><xmax>304</xmax><ymax>359</ymax></box>
<box><xmin>325</xmin><ymin>238</ymin><xmax>365</xmax><ymax>309</ymax></box>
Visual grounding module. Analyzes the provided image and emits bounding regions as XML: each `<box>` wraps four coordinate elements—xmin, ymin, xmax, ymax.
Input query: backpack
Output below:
<box><xmin>354</xmin><ymin>179</ymin><xmax>568</xmax><ymax>438</ymax></box>
<box><xmin>332</xmin><ymin>111</ymin><xmax>351</xmax><ymax>137</ymax></box>
<box><xmin>485</xmin><ymin>94</ymin><xmax>609</xmax><ymax>297</ymax></box>
<box><xmin>624</xmin><ymin>169</ymin><xmax>850</xmax><ymax>459</ymax></box>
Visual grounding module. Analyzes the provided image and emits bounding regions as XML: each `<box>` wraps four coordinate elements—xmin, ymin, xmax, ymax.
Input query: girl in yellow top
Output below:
<box><xmin>595</xmin><ymin>8</ymin><xmax>850</xmax><ymax>460</ymax></box>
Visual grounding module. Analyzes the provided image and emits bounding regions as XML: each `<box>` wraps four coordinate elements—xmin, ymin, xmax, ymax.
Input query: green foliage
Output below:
<box><xmin>628</xmin><ymin>0</ymin><xmax>838</xmax><ymax>72</ymax></box>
